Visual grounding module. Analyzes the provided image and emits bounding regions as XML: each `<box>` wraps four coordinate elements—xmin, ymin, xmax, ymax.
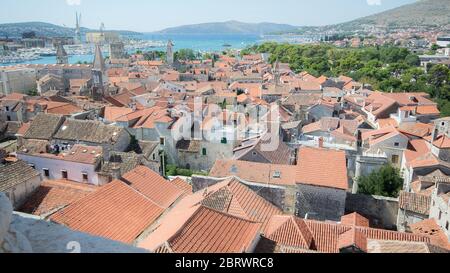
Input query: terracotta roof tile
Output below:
<box><xmin>20</xmin><ymin>179</ymin><xmax>97</xmax><ymax>217</ymax></box>
<box><xmin>398</xmin><ymin>122</ymin><xmax>433</xmax><ymax>138</ymax></box>
<box><xmin>103</xmin><ymin>106</ymin><xmax>134</xmax><ymax>122</ymax></box>
<box><xmin>144</xmin><ymin>206</ymin><xmax>261</xmax><ymax>253</ymax></box>
<box><xmin>399</xmin><ymin>191</ymin><xmax>431</xmax><ymax>215</ymax></box>
<box><xmin>260</xmin><ymin>214</ymin><xmax>430</xmax><ymax>253</ymax></box>
<box><xmin>367</xmin><ymin>240</ymin><xmax>448</xmax><ymax>253</ymax></box>
<box><xmin>210</xmin><ymin>160</ymin><xmax>296</xmax><ymax>186</ymax></box>
<box><xmin>200</xmin><ymin>178</ymin><xmax>282</xmax><ymax>229</ymax></box>
<box><xmin>171</xmin><ymin>177</ymin><xmax>193</xmax><ymax>195</ymax></box>
<box><xmin>410</xmin><ymin>219</ymin><xmax>450</xmax><ymax>250</ymax></box>
<box><xmin>121</xmin><ymin>166</ymin><xmax>184</xmax><ymax>208</ymax></box>
<box><xmin>433</xmin><ymin>134</ymin><xmax>450</xmax><ymax>149</ymax></box>
<box><xmin>51</xmin><ymin>180</ymin><xmax>165</xmax><ymax>243</ymax></box>
<box><xmin>338</xmin><ymin>228</ymin><xmax>368</xmax><ymax>252</ymax></box>
<box><xmin>340</xmin><ymin>213</ymin><xmax>370</xmax><ymax>227</ymax></box>
<box><xmin>296</xmin><ymin>147</ymin><xmax>348</xmax><ymax>190</ymax></box>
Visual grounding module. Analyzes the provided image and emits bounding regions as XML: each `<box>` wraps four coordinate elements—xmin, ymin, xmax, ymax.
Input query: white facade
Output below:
<box><xmin>17</xmin><ymin>153</ymin><xmax>103</xmax><ymax>186</ymax></box>
<box><xmin>430</xmin><ymin>184</ymin><xmax>450</xmax><ymax>240</ymax></box>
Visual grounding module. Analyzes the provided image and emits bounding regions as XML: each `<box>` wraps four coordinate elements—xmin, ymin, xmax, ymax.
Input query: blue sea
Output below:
<box><xmin>3</xmin><ymin>33</ymin><xmax>266</xmax><ymax>66</ymax></box>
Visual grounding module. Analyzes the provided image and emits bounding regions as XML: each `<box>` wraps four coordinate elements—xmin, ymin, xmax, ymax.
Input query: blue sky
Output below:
<box><xmin>0</xmin><ymin>0</ymin><xmax>417</xmax><ymax>32</ymax></box>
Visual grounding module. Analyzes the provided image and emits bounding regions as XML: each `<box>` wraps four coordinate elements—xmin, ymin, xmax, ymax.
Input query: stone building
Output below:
<box><xmin>52</xmin><ymin>118</ymin><xmax>131</xmax><ymax>160</ymax></box>
<box><xmin>397</xmin><ymin>191</ymin><xmax>431</xmax><ymax>232</ymax></box>
<box><xmin>429</xmin><ymin>173</ymin><xmax>450</xmax><ymax>240</ymax></box>
<box><xmin>0</xmin><ymin>67</ymin><xmax>37</xmax><ymax>95</ymax></box>
<box><xmin>109</xmin><ymin>41</ymin><xmax>126</xmax><ymax>60</ymax></box>
<box><xmin>295</xmin><ymin>147</ymin><xmax>349</xmax><ymax>221</ymax></box>
<box><xmin>0</xmin><ymin>160</ymin><xmax>42</xmax><ymax>209</ymax></box>
<box><xmin>36</xmin><ymin>74</ymin><xmax>64</xmax><ymax>94</ymax></box>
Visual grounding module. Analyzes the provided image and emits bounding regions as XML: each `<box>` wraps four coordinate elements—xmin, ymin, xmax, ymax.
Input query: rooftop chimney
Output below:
<box><xmin>318</xmin><ymin>137</ymin><xmax>324</xmax><ymax>148</ymax></box>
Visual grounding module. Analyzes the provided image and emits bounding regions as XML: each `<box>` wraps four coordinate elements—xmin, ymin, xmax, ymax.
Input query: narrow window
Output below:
<box><xmin>160</xmin><ymin>137</ymin><xmax>165</xmax><ymax>146</ymax></box>
<box><xmin>82</xmin><ymin>172</ymin><xmax>88</xmax><ymax>182</ymax></box>
<box><xmin>61</xmin><ymin>170</ymin><xmax>68</xmax><ymax>179</ymax></box>
<box><xmin>392</xmin><ymin>155</ymin><xmax>400</xmax><ymax>164</ymax></box>
<box><xmin>43</xmin><ymin>168</ymin><xmax>50</xmax><ymax>178</ymax></box>
<box><xmin>202</xmin><ymin>148</ymin><xmax>207</xmax><ymax>156</ymax></box>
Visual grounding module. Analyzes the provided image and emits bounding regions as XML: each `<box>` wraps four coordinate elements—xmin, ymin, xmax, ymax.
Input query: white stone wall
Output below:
<box><xmin>430</xmin><ymin>188</ymin><xmax>450</xmax><ymax>240</ymax></box>
<box><xmin>17</xmin><ymin>153</ymin><xmax>102</xmax><ymax>186</ymax></box>
<box><xmin>0</xmin><ymin>68</ymin><xmax>37</xmax><ymax>94</ymax></box>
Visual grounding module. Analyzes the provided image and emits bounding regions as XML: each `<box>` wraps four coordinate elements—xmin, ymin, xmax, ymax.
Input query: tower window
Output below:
<box><xmin>43</xmin><ymin>169</ymin><xmax>50</xmax><ymax>178</ymax></box>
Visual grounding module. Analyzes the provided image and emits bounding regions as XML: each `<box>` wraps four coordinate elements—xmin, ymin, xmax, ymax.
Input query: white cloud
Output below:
<box><xmin>367</xmin><ymin>0</ymin><xmax>382</xmax><ymax>5</ymax></box>
<box><xmin>66</xmin><ymin>0</ymin><xmax>81</xmax><ymax>6</ymax></box>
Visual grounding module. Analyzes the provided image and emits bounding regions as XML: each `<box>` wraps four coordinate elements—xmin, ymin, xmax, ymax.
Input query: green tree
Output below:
<box><xmin>27</xmin><ymin>88</ymin><xmax>38</xmax><ymax>96</ymax></box>
<box><xmin>175</xmin><ymin>49</ymin><xmax>196</xmax><ymax>61</ymax></box>
<box><xmin>357</xmin><ymin>165</ymin><xmax>403</xmax><ymax>198</ymax></box>
<box><xmin>431</xmin><ymin>44</ymin><xmax>440</xmax><ymax>51</ymax></box>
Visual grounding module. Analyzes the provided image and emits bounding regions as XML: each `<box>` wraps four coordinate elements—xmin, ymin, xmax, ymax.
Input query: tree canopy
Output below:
<box><xmin>357</xmin><ymin>165</ymin><xmax>403</xmax><ymax>198</ymax></box>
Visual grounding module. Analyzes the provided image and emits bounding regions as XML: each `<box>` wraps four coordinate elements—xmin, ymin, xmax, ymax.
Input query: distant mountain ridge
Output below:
<box><xmin>156</xmin><ymin>20</ymin><xmax>300</xmax><ymax>34</ymax></box>
<box><xmin>0</xmin><ymin>22</ymin><xmax>141</xmax><ymax>38</ymax></box>
<box><xmin>336</xmin><ymin>0</ymin><xmax>450</xmax><ymax>30</ymax></box>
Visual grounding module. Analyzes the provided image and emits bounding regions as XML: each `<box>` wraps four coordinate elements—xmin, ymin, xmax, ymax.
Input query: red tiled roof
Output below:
<box><xmin>103</xmin><ymin>106</ymin><xmax>133</xmax><ymax>122</ymax></box>
<box><xmin>377</xmin><ymin>118</ymin><xmax>398</xmax><ymax>128</ymax></box>
<box><xmin>200</xmin><ymin>178</ymin><xmax>282</xmax><ymax>229</ymax></box>
<box><xmin>171</xmin><ymin>177</ymin><xmax>193</xmax><ymax>195</ymax></box>
<box><xmin>340</xmin><ymin>213</ymin><xmax>370</xmax><ymax>227</ymax></box>
<box><xmin>147</xmin><ymin>206</ymin><xmax>261</xmax><ymax>253</ymax></box>
<box><xmin>210</xmin><ymin>160</ymin><xmax>296</xmax><ymax>186</ymax></box>
<box><xmin>20</xmin><ymin>179</ymin><xmax>97</xmax><ymax>217</ymax></box>
<box><xmin>416</xmin><ymin>105</ymin><xmax>440</xmax><ymax>115</ymax></box>
<box><xmin>433</xmin><ymin>134</ymin><xmax>450</xmax><ymax>149</ymax></box>
<box><xmin>296</xmin><ymin>147</ymin><xmax>348</xmax><ymax>190</ymax></box>
<box><xmin>262</xmin><ymin>215</ymin><xmax>430</xmax><ymax>253</ymax></box>
<box><xmin>398</xmin><ymin>122</ymin><xmax>433</xmax><ymax>138</ymax></box>
<box><xmin>51</xmin><ymin>180</ymin><xmax>164</xmax><ymax>243</ymax></box>
<box><xmin>399</xmin><ymin>191</ymin><xmax>431</xmax><ymax>215</ymax></box>
<box><xmin>16</xmin><ymin>122</ymin><xmax>30</xmax><ymax>136</ymax></box>
<box><xmin>264</xmin><ymin>215</ymin><xmax>314</xmax><ymax>249</ymax></box>
<box><xmin>121</xmin><ymin>166</ymin><xmax>184</xmax><ymax>208</ymax></box>
<box><xmin>337</xmin><ymin>228</ymin><xmax>368</xmax><ymax>252</ymax></box>
<box><xmin>410</xmin><ymin>219</ymin><xmax>450</xmax><ymax>250</ymax></box>
<box><xmin>404</xmin><ymin>139</ymin><xmax>431</xmax><ymax>165</ymax></box>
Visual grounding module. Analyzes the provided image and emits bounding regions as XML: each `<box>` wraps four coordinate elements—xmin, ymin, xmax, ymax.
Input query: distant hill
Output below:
<box><xmin>337</xmin><ymin>0</ymin><xmax>450</xmax><ymax>30</ymax></box>
<box><xmin>157</xmin><ymin>20</ymin><xmax>299</xmax><ymax>34</ymax></box>
<box><xmin>0</xmin><ymin>22</ymin><xmax>141</xmax><ymax>38</ymax></box>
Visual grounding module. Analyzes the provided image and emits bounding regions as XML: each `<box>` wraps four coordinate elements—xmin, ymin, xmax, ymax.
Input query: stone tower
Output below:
<box><xmin>273</xmin><ymin>60</ymin><xmax>280</xmax><ymax>86</ymax></box>
<box><xmin>92</xmin><ymin>44</ymin><xmax>107</xmax><ymax>101</ymax></box>
<box><xmin>56</xmin><ymin>42</ymin><xmax>68</xmax><ymax>65</ymax></box>
<box><xmin>109</xmin><ymin>42</ymin><xmax>126</xmax><ymax>59</ymax></box>
<box><xmin>166</xmin><ymin>40</ymin><xmax>174</xmax><ymax>66</ymax></box>
<box><xmin>74</xmin><ymin>12</ymin><xmax>82</xmax><ymax>44</ymax></box>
